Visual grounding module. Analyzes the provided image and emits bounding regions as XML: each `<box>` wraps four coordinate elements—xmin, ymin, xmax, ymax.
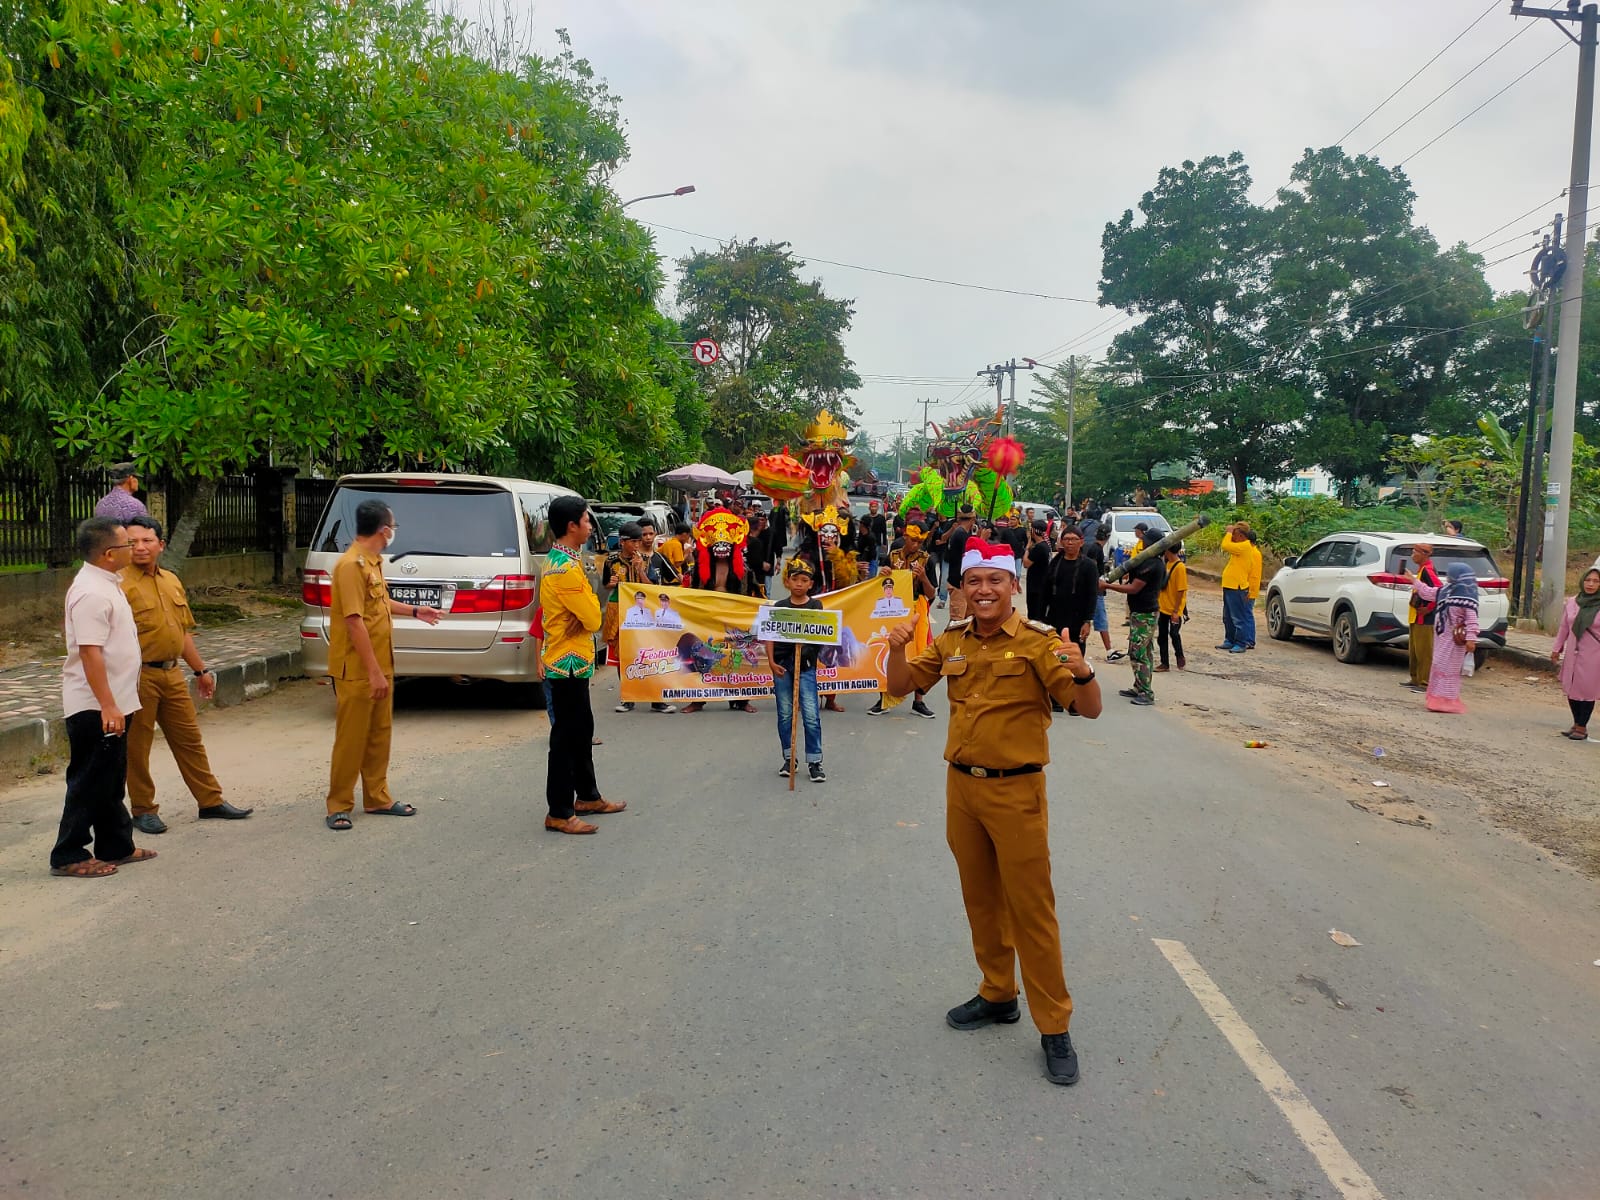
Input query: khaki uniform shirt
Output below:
<box><xmin>327</xmin><ymin>544</ymin><xmax>393</xmax><ymax>679</ymax></box>
<box><xmin>120</xmin><ymin>565</ymin><xmax>194</xmax><ymax>662</ymax></box>
<box><xmin>902</xmin><ymin>610</ymin><xmax>1079</xmax><ymax>769</ymax></box>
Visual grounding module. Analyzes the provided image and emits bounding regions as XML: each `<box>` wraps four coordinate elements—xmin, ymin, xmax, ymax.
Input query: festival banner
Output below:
<box><xmin>617</xmin><ymin>571</ymin><xmax>927</xmax><ymax>703</ymax></box>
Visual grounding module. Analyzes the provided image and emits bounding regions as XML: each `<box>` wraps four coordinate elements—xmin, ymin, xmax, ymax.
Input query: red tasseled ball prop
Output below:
<box><xmin>986</xmin><ymin>436</ymin><xmax>1026</xmax><ymax>476</ymax></box>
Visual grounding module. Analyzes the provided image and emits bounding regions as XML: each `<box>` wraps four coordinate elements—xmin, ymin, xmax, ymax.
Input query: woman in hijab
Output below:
<box><xmin>1417</xmin><ymin>561</ymin><xmax>1479</xmax><ymax>714</ymax></box>
<box><xmin>1552</xmin><ymin>566</ymin><xmax>1600</xmax><ymax>740</ymax></box>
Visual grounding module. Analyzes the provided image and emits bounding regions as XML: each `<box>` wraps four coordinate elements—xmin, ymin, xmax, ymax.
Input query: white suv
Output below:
<box><xmin>1262</xmin><ymin>532</ymin><xmax>1510</xmax><ymax>666</ymax></box>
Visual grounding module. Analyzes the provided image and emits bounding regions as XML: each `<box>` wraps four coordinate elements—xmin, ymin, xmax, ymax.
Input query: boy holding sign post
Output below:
<box><xmin>763</xmin><ymin>557</ymin><xmax>830</xmax><ymax>786</ymax></box>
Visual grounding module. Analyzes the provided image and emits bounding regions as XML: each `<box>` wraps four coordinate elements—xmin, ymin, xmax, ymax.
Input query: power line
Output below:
<box><xmin>1397</xmin><ymin>39</ymin><xmax>1570</xmax><ymax>168</ymax></box>
<box><xmin>639</xmin><ymin>220</ymin><xmax>1099</xmax><ymax>303</ymax></box>
<box><xmin>1362</xmin><ymin>20</ymin><xmax>1535</xmax><ymax>156</ymax></box>
<box><xmin>1335</xmin><ymin>0</ymin><xmax>1502</xmax><ymax>146</ymax></box>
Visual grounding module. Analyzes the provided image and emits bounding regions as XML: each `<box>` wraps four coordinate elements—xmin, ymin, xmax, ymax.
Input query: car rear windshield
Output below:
<box><xmin>311</xmin><ymin>485</ymin><xmax>520</xmax><ymax>559</ymax></box>
<box><xmin>1113</xmin><ymin>514</ymin><xmax>1171</xmax><ymax>534</ymax></box>
<box><xmin>1386</xmin><ymin>545</ymin><xmax>1502</xmax><ymax>579</ymax></box>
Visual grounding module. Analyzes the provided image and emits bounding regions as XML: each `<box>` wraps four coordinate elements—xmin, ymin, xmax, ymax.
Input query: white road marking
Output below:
<box><xmin>1152</xmin><ymin>938</ymin><xmax>1386</xmax><ymax>1200</ymax></box>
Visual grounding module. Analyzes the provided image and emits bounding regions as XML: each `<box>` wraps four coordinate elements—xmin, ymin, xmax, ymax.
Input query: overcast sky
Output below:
<box><xmin>469</xmin><ymin>0</ymin><xmax>1584</xmax><ymax>457</ymax></box>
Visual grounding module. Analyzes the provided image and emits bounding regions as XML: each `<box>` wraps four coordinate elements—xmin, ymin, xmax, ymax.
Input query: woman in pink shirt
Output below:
<box><xmin>1552</xmin><ymin>567</ymin><xmax>1600</xmax><ymax>740</ymax></box>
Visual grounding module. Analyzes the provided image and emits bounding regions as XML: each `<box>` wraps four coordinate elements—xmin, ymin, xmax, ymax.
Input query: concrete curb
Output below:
<box><xmin>0</xmin><ymin>647</ymin><xmax>304</xmax><ymax>775</ymax></box>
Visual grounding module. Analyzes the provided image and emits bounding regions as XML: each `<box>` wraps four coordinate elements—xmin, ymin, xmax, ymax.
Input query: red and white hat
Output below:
<box><xmin>960</xmin><ymin>538</ymin><xmax>1017</xmax><ymax>579</ymax></box>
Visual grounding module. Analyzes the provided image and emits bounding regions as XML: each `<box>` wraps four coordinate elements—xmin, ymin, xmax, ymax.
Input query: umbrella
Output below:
<box><xmin>657</xmin><ymin>463</ymin><xmax>742</xmax><ymax>491</ymax></box>
<box><xmin>731</xmin><ymin>469</ymin><xmax>755</xmax><ymax>485</ymax></box>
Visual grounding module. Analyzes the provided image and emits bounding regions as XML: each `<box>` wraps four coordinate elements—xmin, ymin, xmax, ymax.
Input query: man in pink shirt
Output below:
<box><xmin>50</xmin><ymin>518</ymin><xmax>156</xmax><ymax>878</ymax></box>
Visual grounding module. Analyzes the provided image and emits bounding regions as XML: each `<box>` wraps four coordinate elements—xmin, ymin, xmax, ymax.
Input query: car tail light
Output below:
<box><xmin>450</xmin><ymin>574</ymin><xmax>537</xmax><ymax>614</ymax></box>
<box><xmin>301</xmin><ymin>568</ymin><xmax>331</xmax><ymax>607</ymax></box>
<box><xmin>1479</xmin><ymin>578</ymin><xmax>1509</xmax><ymax>590</ymax></box>
<box><xmin>1367</xmin><ymin>572</ymin><xmax>1411</xmax><ymax>590</ymax></box>
<box><xmin>395</xmin><ymin>478</ymin><xmax>439</xmax><ymax>486</ymax></box>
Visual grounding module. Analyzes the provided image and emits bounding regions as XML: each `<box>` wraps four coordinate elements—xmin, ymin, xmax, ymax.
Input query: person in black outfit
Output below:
<box><xmin>1045</xmin><ymin>527</ymin><xmax>1099</xmax><ymax>652</ymax></box>
<box><xmin>937</xmin><ymin>506</ymin><xmax>975</xmax><ymax>620</ymax></box>
<box><xmin>1024</xmin><ymin>519</ymin><xmax>1052</xmax><ymax>621</ymax></box>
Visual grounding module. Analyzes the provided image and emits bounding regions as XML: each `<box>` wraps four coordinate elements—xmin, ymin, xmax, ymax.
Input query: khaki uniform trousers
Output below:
<box><xmin>326</xmin><ymin>674</ymin><xmax>395</xmax><ymax>815</ymax></box>
<box><xmin>946</xmin><ymin>766</ymin><xmax>1072</xmax><ymax>1034</ymax></box>
<box><xmin>1408</xmin><ymin>621</ymin><xmax>1435</xmax><ymax>688</ymax></box>
<box><xmin>126</xmin><ymin>666</ymin><xmax>224</xmax><ymax>816</ymax></box>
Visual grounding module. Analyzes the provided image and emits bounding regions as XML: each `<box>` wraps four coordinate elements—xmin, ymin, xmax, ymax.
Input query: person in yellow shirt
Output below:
<box><xmin>539</xmin><ymin>496</ymin><xmax>623</xmax><ymax>835</ymax></box>
<box><xmin>1218</xmin><ymin>522</ymin><xmax>1257</xmax><ymax>654</ymax></box>
<box><xmin>1155</xmin><ymin>541</ymin><xmax>1188</xmax><ymax>671</ymax></box>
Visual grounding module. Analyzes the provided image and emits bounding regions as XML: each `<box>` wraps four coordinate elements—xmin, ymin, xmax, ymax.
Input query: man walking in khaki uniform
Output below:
<box><xmin>323</xmin><ymin>499</ymin><xmax>441</xmax><ymax>830</ymax></box>
<box><xmin>886</xmin><ymin>537</ymin><xmax>1103</xmax><ymax>1085</ymax></box>
<box><xmin>120</xmin><ymin>516</ymin><xmax>252</xmax><ymax>833</ymax></box>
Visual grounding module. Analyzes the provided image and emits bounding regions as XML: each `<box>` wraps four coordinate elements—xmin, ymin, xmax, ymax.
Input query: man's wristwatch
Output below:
<box><xmin>1071</xmin><ymin>669</ymin><xmax>1096</xmax><ymax>684</ymax></box>
<box><xmin>194</xmin><ymin>668</ymin><xmax>210</xmax><ymax>678</ymax></box>
<box><xmin>412</xmin><ymin>605</ymin><xmax>420</xmax><ymax>618</ymax></box>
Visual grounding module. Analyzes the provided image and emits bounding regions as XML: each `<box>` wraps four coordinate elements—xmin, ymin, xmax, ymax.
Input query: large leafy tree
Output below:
<box><xmin>0</xmin><ymin>3</ymin><xmax>142</xmax><ymax>473</ymax></box>
<box><xmin>675</xmin><ymin>239</ymin><xmax>861</xmax><ymax>466</ymax></box>
<box><xmin>1100</xmin><ymin>153</ymin><xmax>1304</xmax><ymax>501</ymax></box>
<box><xmin>1267</xmin><ymin>147</ymin><xmax>1490</xmax><ymax>496</ymax></box>
<box><xmin>42</xmin><ymin>1</ymin><xmax>693</xmax><ymax>561</ymax></box>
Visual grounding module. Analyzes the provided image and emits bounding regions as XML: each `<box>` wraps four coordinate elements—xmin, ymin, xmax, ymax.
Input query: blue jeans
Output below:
<box><xmin>1222</xmin><ymin>588</ymin><xmax>1255</xmax><ymax>647</ymax></box>
<box><xmin>542</xmin><ymin>678</ymin><xmax>554</xmax><ymax>725</ymax></box>
<box><xmin>774</xmin><ymin>667</ymin><xmax>822</xmax><ymax>763</ymax></box>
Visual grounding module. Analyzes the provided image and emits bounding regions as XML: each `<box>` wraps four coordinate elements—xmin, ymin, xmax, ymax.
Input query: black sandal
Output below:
<box><xmin>325</xmin><ymin>813</ymin><xmax>353</xmax><ymax>830</ymax></box>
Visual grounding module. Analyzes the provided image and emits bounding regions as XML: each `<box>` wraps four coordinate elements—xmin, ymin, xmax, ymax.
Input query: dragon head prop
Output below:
<box><xmin>798</xmin><ymin>410</ymin><xmax>856</xmax><ymax>492</ymax></box>
<box><xmin>693</xmin><ymin>506</ymin><xmax>749</xmax><ymax>581</ymax></box>
<box><xmin>926</xmin><ymin>410</ymin><xmax>1005</xmax><ymax>500</ymax></box>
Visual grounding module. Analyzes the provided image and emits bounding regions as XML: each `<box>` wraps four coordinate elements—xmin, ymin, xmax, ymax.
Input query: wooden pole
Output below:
<box><xmin>789</xmin><ymin>659</ymin><xmax>801</xmax><ymax>792</ymax></box>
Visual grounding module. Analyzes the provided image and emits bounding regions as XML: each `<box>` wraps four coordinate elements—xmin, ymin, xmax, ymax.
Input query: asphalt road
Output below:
<box><xmin>1</xmin><ymin>661</ymin><xmax>1597</xmax><ymax>1200</ymax></box>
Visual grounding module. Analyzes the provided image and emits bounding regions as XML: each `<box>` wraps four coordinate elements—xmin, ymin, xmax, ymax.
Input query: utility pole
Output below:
<box><xmin>1516</xmin><ymin>216</ymin><xmax>1563</xmax><ymax>623</ymax></box>
<box><xmin>975</xmin><ymin>358</ymin><xmax>1037</xmax><ymax>435</ymax></box>
<box><xmin>917</xmin><ymin>396</ymin><xmax>937</xmax><ymax>442</ymax></box>
<box><xmin>1513</xmin><ymin>0</ymin><xmax>1598</xmax><ymax>626</ymax></box>
<box><xmin>1063</xmin><ymin>356</ymin><xmax>1079</xmax><ymax>509</ymax></box>
<box><xmin>893</xmin><ymin>419</ymin><xmax>906</xmax><ymax>484</ymax></box>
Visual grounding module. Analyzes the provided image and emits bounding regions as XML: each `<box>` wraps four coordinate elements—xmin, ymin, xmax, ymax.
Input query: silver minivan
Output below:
<box><xmin>299</xmin><ymin>473</ymin><xmax>590</xmax><ymax>690</ymax></box>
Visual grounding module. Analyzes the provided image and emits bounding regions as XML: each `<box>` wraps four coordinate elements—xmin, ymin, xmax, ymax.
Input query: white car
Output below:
<box><xmin>1262</xmin><ymin>532</ymin><xmax>1510</xmax><ymax>665</ymax></box>
<box><xmin>1101</xmin><ymin>509</ymin><xmax>1173</xmax><ymax>561</ymax></box>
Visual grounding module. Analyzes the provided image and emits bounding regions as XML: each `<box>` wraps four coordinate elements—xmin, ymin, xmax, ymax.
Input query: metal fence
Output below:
<box><xmin>0</xmin><ymin>469</ymin><xmax>341</xmax><ymax>569</ymax></box>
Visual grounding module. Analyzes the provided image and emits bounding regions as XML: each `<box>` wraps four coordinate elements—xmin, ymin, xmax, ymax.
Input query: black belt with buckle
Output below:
<box><xmin>950</xmin><ymin>763</ymin><xmax>1043</xmax><ymax>779</ymax></box>
<box><xmin>141</xmin><ymin>660</ymin><xmax>178</xmax><ymax>670</ymax></box>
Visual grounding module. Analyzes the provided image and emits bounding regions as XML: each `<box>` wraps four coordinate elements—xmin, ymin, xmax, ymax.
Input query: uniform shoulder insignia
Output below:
<box><xmin>1024</xmin><ymin>619</ymin><xmax>1057</xmax><ymax>636</ymax></box>
<box><xmin>945</xmin><ymin>616</ymin><xmax>974</xmax><ymax>629</ymax></box>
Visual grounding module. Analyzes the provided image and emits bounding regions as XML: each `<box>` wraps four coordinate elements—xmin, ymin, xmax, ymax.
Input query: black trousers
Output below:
<box><xmin>545</xmin><ymin>677</ymin><xmax>600</xmax><ymax>820</ymax></box>
<box><xmin>1158</xmin><ymin>613</ymin><xmax>1186</xmax><ymax>666</ymax></box>
<box><xmin>52</xmin><ymin>710</ymin><xmax>135</xmax><ymax>868</ymax></box>
<box><xmin>1570</xmin><ymin>698</ymin><xmax>1595</xmax><ymax>727</ymax></box>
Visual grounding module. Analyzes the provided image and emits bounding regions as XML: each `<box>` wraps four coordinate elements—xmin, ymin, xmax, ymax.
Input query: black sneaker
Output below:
<box><xmin>614</xmin><ymin>701</ymin><xmax>634</xmax><ymax>713</ymax></box>
<box><xmin>777</xmin><ymin>761</ymin><xmax>792</xmax><ymax>778</ymax></box>
<box><xmin>1041</xmin><ymin>1031</ymin><xmax>1080</xmax><ymax>1085</ymax></box>
<box><xmin>808</xmin><ymin>761</ymin><xmax>827</xmax><ymax>783</ymax></box>
<box><xmin>911</xmin><ymin>699</ymin><xmax>936</xmax><ymax>719</ymax></box>
<box><xmin>946</xmin><ymin>994</ymin><xmax>1021</xmax><ymax>1030</ymax></box>
<box><xmin>1117</xmin><ymin>687</ymin><xmax>1140</xmax><ymax>699</ymax></box>
<box><xmin>867</xmin><ymin>699</ymin><xmax>886</xmax><ymax>716</ymax></box>
<box><xmin>1129</xmin><ymin>693</ymin><xmax>1155</xmax><ymax>706</ymax></box>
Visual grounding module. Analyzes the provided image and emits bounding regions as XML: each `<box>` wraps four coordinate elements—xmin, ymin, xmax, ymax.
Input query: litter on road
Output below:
<box><xmin>1329</xmin><ymin>930</ymin><xmax>1362</xmax><ymax>947</ymax></box>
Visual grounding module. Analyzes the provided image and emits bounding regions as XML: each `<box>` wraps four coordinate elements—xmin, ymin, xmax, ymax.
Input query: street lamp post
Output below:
<box><xmin>621</xmin><ymin>185</ymin><xmax>696</xmax><ymax>209</ymax></box>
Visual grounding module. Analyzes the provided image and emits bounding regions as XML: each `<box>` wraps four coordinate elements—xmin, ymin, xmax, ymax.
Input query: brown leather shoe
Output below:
<box><xmin>544</xmin><ymin>815</ymin><xmax>598</xmax><ymax>834</ymax></box>
<box><xmin>574</xmin><ymin>798</ymin><xmax>627</xmax><ymax>815</ymax></box>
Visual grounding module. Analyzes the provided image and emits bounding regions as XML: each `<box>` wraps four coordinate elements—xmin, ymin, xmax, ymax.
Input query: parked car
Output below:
<box><xmin>299</xmin><ymin>473</ymin><xmax>591</xmax><ymax>699</ymax></box>
<box><xmin>590</xmin><ymin>500</ymin><xmax>678</xmax><ymax>550</ymax></box>
<box><xmin>1101</xmin><ymin>508</ymin><xmax>1173</xmax><ymax>560</ymax></box>
<box><xmin>1013</xmin><ymin>501</ymin><xmax>1062</xmax><ymax>527</ymax></box>
<box><xmin>1263</xmin><ymin>531</ymin><xmax>1510</xmax><ymax>666</ymax></box>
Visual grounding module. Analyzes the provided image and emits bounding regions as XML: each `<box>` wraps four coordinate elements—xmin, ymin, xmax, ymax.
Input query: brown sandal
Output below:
<box><xmin>544</xmin><ymin>815</ymin><xmax>598</xmax><ymax>834</ymax></box>
<box><xmin>51</xmin><ymin>858</ymin><xmax>118</xmax><ymax>878</ymax></box>
<box><xmin>111</xmin><ymin>848</ymin><xmax>158</xmax><ymax>866</ymax></box>
<box><xmin>574</xmin><ymin>798</ymin><xmax>626</xmax><ymax>815</ymax></box>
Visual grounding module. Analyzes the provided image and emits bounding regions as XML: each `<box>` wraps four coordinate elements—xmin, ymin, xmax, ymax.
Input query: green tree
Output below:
<box><xmin>1268</xmin><ymin>147</ymin><xmax>1491</xmax><ymax>496</ymax></box>
<box><xmin>0</xmin><ymin>2</ymin><xmax>143</xmax><ymax>473</ymax></box>
<box><xmin>1099</xmin><ymin>153</ymin><xmax>1305</xmax><ymax>502</ymax></box>
<box><xmin>675</xmin><ymin>239</ymin><xmax>861</xmax><ymax>466</ymax></box>
<box><xmin>45</xmin><ymin>1</ymin><xmax>693</xmax><ymax>563</ymax></box>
